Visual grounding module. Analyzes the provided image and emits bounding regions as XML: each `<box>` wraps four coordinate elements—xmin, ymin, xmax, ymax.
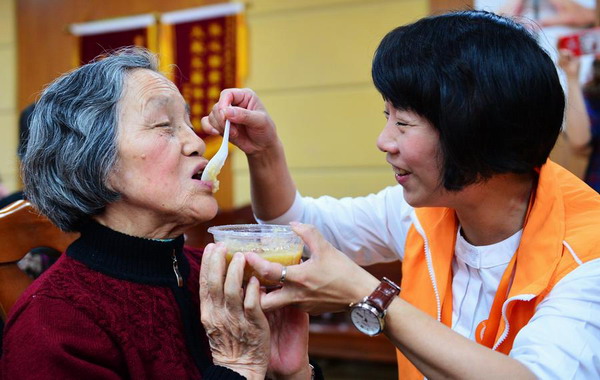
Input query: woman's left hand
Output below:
<box><xmin>200</xmin><ymin>243</ymin><xmax>269</xmax><ymax>380</ymax></box>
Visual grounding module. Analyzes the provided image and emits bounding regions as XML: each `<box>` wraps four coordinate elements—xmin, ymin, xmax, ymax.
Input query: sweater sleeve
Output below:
<box><xmin>204</xmin><ymin>365</ymin><xmax>247</xmax><ymax>379</ymax></box>
<box><xmin>1</xmin><ymin>295</ymin><xmax>124</xmax><ymax>380</ymax></box>
<box><xmin>203</xmin><ymin>361</ymin><xmax>325</xmax><ymax>380</ymax></box>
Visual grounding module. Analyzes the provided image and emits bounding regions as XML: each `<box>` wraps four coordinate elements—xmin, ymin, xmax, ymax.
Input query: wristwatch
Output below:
<box><xmin>349</xmin><ymin>277</ymin><xmax>401</xmax><ymax>336</ymax></box>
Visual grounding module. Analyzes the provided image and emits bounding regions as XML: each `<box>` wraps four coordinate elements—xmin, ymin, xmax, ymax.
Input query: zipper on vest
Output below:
<box><xmin>412</xmin><ymin>213</ymin><xmax>442</xmax><ymax>321</ymax></box>
<box><xmin>492</xmin><ymin>294</ymin><xmax>535</xmax><ymax>350</ymax></box>
<box><xmin>172</xmin><ymin>249</ymin><xmax>183</xmax><ymax>287</ymax></box>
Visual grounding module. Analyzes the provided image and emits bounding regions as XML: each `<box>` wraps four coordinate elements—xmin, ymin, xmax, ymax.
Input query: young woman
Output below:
<box><xmin>203</xmin><ymin>11</ymin><xmax>600</xmax><ymax>379</ymax></box>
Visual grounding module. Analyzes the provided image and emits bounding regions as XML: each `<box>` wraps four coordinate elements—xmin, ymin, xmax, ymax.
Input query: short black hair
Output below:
<box><xmin>372</xmin><ymin>10</ymin><xmax>564</xmax><ymax>190</ymax></box>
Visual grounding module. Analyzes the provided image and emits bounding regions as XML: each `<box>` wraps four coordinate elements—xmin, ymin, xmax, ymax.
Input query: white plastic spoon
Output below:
<box><xmin>201</xmin><ymin>119</ymin><xmax>230</xmax><ymax>193</ymax></box>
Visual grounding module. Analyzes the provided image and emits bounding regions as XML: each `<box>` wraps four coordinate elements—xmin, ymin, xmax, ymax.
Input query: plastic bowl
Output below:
<box><xmin>208</xmin><ymin>224</ymin><xmax>303</xmax><ymax>285</ymax></box>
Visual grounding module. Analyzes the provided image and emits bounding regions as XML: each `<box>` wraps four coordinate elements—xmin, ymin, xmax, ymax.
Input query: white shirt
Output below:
<box><xmin>452</xmin><ymin>228</ymin><xmax>521</xmax><ymax>339</ymax></box>
<box><xmin>260</xmin><ymin>187</ymin><xmax>600</xmax><ymax>379</ymax></box>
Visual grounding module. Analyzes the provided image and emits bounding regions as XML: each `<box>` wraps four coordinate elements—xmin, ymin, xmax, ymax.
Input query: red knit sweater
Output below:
<box><xmin>1</xmin><ymin>221</ymin><xmax>244</xmax><ymax>379</ymax></box>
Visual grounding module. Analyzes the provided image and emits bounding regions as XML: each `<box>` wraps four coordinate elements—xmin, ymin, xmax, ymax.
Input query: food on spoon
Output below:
<box><xmin>203</xmin><ymin>165</ymin><xmax>221</xmax><ymax>193</ymax></box>
<box><xmin>200</xmin><ymin>119</ymin><xmax>230</xmax><ymax>193</ymax></box>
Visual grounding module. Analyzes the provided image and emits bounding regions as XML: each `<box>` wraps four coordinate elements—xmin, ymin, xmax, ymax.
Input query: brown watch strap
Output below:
<box><xmin>366</xmin><ymin>277</ymin><xmax>401</xmax><ymax>313</ymax></box>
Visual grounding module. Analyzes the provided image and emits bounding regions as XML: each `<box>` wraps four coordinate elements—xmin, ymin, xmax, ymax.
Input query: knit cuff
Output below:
<box><xmin>204</xmin><ymin>365</ymin><xmax>247</xmax><ymax>379</ymax></box>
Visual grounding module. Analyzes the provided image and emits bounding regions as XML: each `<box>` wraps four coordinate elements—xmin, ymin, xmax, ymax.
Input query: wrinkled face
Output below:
<box><xmin>377</xmin><ymin>102</ymin><xmax>448</xmax><ymax>207</ymax></box>
<box><xmin>106</xmin><ymin>69</ymin><xmax>217</xmax><ymax>236</ymax></box>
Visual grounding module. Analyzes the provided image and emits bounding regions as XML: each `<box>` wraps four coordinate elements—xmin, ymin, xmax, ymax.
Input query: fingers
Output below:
<box><xmin>244</xmin><ymin>252</ymin><xmax>287</xmax><ymax>284</ymax></box>
<box><xmin>223</xmin><ymin>252</ymin><xmax>246</xmax><ymax>312</ymax></box>
<box><xmin>199</xmin><ymin>243</ymin><xmax>227</xmax><ymax>303</ymax></box>
<box><xmin>243</xmin><ymin>251</ymin><xmax>303</xmax><ymax>311</ymax></box>
<box><xmin>557</xmin><ymin>48</ymin><xmax>581</xmax><ymax>77</ymax></box>
<box><xmin>201</xmin><ymin>93</ymin><xmax>269</xmax><ymax>137</ymax></box>
<box><xmin>201</xmin><ymin>109</ymin><xmax>224</xmax><ymax>136</ymax></box>
<box><xmin>290</xmin><ymin>222</ymin><xmax>331</xmax><ymax>260</ymax></box>
<box><xmin>259</xmin><ymin>288</ymin><xmax>293</xmax><ymax>312</ymax></box>
<box><xmin>215</xmin><ymin>89</ymin><xmax>236</xmax><ymax>110</ymax></box>
<box><xmin>222</xmin><ymin>106</ymin><xmax>266</xmax><ymax>129</ymax></box>
<box><xmin>558</xmin><ymin>48</ymin><xmax>573</xmax><ymax>56</ymax></box>
<box><xmin>217</xmin><ymin>88</ymin><xmax>253</xmax><ymax>109</ymax></box>
<box><xmin>201</xmin><ymin>88</ymin><xmax>249</xmax><ymax>135</ymax></box>
<box><xmin>557</xmin><ymin>49</ymin><xmax>571</xmax><ymax>68</ymax></box>
<box><xmin>244</xmin><ymin>276</ymin><xmax>267</xmax><ymax>322</ymax></box>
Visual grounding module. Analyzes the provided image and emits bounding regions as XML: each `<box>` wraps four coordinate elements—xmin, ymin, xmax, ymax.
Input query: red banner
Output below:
<box><xmin>174</xmin><ymin>17</ymin><xmax>236</xmax><ymax>130</ymax></box>
<box><xmin>79</xmin><ymin>28</ymin><xmax>148</xmax><ymax>64</ymax></box>
<box><xmin>70</xmin><ymin>14</ymin><xmax>158</xmax><ymax>65</ymax></box>
<box><xmin>160</xmin><ymin>3</ymin><xmax>246</xmax><ymax>158</ymax></box>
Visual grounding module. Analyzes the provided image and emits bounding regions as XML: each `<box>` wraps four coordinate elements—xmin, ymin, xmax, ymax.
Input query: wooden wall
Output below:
<box><xmin>430</xmin><ymin>0</ymin><xmax>473</xmax><ymax>13</ymax></box>
<box><xmin>16</xmin><ymin>0</ymin><xmax>594</xmax><ymax>201</ymax></box>
<box><xmin>16</xmin><ymin>0</ymin><xmax>471</xmax><ymax>113</ymax></box>
<box><xmin>0</xmin><ymin>0</ymin><xmax>17</xmax><ymax>193</ymax></box>
<box><xmin>20</xmin><ymin>0</ymin><xmax>591</xmax><ymax>213</ymax></box>
<box><xmin>16</xmin><ymin>0</ymin><xmax>225</xmax><ymax>110</ymax></box>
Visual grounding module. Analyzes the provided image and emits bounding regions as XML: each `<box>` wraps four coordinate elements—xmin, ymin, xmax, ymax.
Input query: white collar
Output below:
<box><xmin>455</xmin><ymin>227</ymin><xmax>522</xmax><ymax>269</ymax></box>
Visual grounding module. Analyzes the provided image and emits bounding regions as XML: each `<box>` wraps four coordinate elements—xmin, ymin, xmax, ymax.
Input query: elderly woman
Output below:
<box><xmin>1</xmin><ymin>48</ymin><xmax>313</xmax><ymax>380</ymax></box>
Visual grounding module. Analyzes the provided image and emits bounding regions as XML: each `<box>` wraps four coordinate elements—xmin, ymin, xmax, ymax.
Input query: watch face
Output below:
<box><xmin>350</xmin><ymin>305</ymin><xmax>383</xmax><ymax>336</ymax></box>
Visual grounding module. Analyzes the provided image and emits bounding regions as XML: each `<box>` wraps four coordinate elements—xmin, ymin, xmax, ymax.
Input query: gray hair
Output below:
<box><xmin>22</xmin><ymin>47</ymin><xmax>159</xmax><ymax>232</ymax></box>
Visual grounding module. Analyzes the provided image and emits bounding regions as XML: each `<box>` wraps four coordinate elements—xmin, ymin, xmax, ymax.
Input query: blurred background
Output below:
<box><xmin>0</xmin><ymin>0</ymin><xmax>595</xmax><ymax>209</ymax></box>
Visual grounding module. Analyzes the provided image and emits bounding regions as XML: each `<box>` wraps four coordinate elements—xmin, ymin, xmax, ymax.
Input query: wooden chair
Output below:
<box><xmin>0</xmin><ymin>200</ymin><xmax>78</xmax><ymax>321</ymax></box>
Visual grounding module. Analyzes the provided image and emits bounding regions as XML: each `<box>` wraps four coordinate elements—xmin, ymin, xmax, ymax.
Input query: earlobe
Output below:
<box><xmin>105</xmin><ymin>169</ymin><xmax>120</xmax><ymax>193</ymax></box>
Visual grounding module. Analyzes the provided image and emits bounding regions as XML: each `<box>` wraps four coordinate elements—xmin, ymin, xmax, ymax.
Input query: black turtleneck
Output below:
<box><xmin>67</xmin><ymin>220</ymin><xmax>188</xmax><ymax>286</ymax></box>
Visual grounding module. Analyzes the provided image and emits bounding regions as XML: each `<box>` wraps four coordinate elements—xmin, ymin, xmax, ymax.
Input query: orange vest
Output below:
<box><xmin>396</xmin><ymin>160</ymin><xmax>600</xmax><ymax>379</ymax></box>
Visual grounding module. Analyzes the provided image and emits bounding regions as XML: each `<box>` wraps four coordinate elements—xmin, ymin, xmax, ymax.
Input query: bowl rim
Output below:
<box><xmin>207</xmin><ymin>224</ymin><xmax>296</xmax><ymax>237</ymax></box>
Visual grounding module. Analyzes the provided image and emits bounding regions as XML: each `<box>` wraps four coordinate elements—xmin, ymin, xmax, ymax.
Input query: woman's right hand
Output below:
<box><xmin>203</xmin><ymin>88</ymin><xmax>297</xmax><ymax>222</ymax></box>
<box><xmin>200</xmin><ymin>243</ymin><xmax>270</xmax><ymax>380</ymax></box>
<box><xmin>201</xmin><ymin>88</ymin><xmax>279</xmax><ymax>156</ymax></box>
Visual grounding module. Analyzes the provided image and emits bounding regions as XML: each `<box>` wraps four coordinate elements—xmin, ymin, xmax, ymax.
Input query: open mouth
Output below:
<box><xmin>192</xmin><ymin>170</ymin><xmax>203</xmax><ymax>180</ymax></box>
<box><xmin>395</xmin><ymin>168</ymin><xmax>411</xmax><ymax>176</ymax></box>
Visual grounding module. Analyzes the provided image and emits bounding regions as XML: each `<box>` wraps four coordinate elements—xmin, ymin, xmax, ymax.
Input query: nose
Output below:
<box><xmin>376</xmin><ymin>122</ymin><xmax>398</xmax><ymax>154</ymax></box>
<box><xmin>182</xmin><ymin>126</ymin><xmax>205</xmax><ymax>157</ymax></box>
